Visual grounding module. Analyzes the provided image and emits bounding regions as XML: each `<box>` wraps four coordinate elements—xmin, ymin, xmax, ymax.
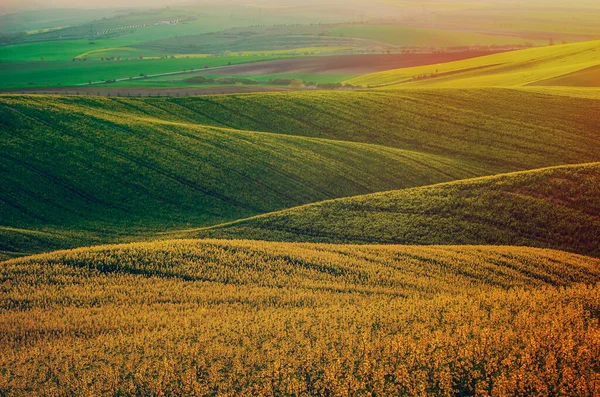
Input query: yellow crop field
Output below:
<box><xmin>2</xmin><ymin>239</ymin><xmax>600</xmax><ymax>396</ymax></box>
<box><xmin>347</xmin><ymin>40</ymin><xmax>600</xmax><ymax>88</ymax></box>
<box><xmin>3</xmin><ymin>3</ymin><xmax>600</xmax><ymax>394</ymax></box>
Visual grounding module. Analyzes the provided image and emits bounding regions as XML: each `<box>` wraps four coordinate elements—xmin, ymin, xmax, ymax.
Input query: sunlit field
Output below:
<box><xmin>348</xmin><ymin>40</ymin><xmax>600</xmax><ymax>87</ymax></box>
<box><xmin>188</xmin><ymin>163</ymin><xmax>600</xmax><ymax>257</ymax></box>
<box><xmin>2</xmin><ymin>240</ymin><xmax>600</xmax><ymax>396</ymax></box>
<box><xmin>1</xmin><ymin>1</ymin><xmax>600</xmax><ymax>396</ymax></box>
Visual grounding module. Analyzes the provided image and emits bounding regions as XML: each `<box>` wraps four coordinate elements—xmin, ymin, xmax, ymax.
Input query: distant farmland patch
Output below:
<box><xmin>348</xmin><ymin>40</ymin><xmax>600</xmax><ymax>88</ymax></box>
<box><xmin>329</xmin><ymin>25</ymin><xmax>542</xmax><ymax>47</ymax></box>
<box><xmin>532</xmin><ymin>64</ymin><xmax>600</xmax><ymax>87</ymax></box>
<box><xmin>188</xmin><ymin>51</ymin><xmax>507</xmax><ymax>76</ymax></box>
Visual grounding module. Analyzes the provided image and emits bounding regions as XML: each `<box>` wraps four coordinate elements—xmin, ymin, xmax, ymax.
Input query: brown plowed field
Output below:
<box><xmin>195</xmin><ymin>51</ymin><xmax>507</xmax><ymax>75</ymax></box>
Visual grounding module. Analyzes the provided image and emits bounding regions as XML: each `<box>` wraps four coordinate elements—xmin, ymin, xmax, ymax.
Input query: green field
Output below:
<box><xmin>191</xmin><ymin>163</ymin><xmax>600</xmax><ymax>257</ymax></box>
<box><xmin>348</xmin><ymin>40</ymin><xmax>600</xmax><ymax>87</ymax></box>
<box><xmin>0</xmin><ymin>55</ymin><xmax>288</xmax><ymax>88</ymax></box>
<box><xmin>0</xmin><ymin>39</ymin><xmax>140</xmax><ymax>62</ymax></box>
<box><xmin>3</xmin><ymin>88</ymin><xmax>600</xmax><ymax>258</ymax></box>
<box><xmin>3</xmin><ymin>3</ymin><xmax>600</xmax><ymax>396</ymax></box>
<box><xmin>0</xmin><ymin>93</ymin><xmax>490</xmax><ymax>258</ymax></box>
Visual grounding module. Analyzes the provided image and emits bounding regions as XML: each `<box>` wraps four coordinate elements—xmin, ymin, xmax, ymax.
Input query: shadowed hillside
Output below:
<box><xmin>2</xmin><ymin>90</ymin><xmax>600</xmax><ymax>258</ymax></box>
<box><xmin>0</xmin><ymin>94</ymin><xmax>489</xmax><ymax>259</ymax></box>
<box><xmin>2</xmin><ymin>239</ymin><xmax>600</xmax><ymax>395</ymax></box>
<box><xmin>189</xmin><ymin>163</ymin><xmax>600</xmax><ymax>257</ymax></box>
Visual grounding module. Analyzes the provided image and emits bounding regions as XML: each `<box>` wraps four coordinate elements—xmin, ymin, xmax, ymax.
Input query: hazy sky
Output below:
<box><xmin>0</xmin><ymin>0</ymin><xmax>191</xmax><ymax>14</ymax></box>
<box><xmin>1</xmin><ymin>0</ymin><xmax>596</xmax><ymax>14</ymax></box>
<box><xmin>2</xmin><ymin>0</ymin><xmax>181</xmax><ymax>9</ymax></box>
<box><xmin>0</xmin><ymin>0</ymin><xmax>353</xmax><ymax>14</ymax></box>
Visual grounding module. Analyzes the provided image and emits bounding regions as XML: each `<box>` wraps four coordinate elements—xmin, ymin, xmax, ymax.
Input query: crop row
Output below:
<box><xmin>2</xmin><ymin>240</ymin><xmax>600</xmax><ymax>396</ymax></box>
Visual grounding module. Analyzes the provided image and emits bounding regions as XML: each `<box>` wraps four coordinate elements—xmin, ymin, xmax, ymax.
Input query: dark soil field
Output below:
<box><xmin>532</xmin><ymin>64</ymin><xmax>600</xmax><ymax>87</ymax></box>
<box><xmin>194</xmin><ymin>51</ymin><xmax>507</xmax><ymax>76</ymax></box>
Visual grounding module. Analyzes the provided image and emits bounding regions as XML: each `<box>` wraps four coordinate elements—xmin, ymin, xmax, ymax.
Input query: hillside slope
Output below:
<box><xmin>2</xmin><ymin>90</ymin><xmax>600</xmax><ymax>258</ymax></box>
<box><xmin>347</xmin><ymin>40</ymin><xmax>600</xmax><ymax>88</ymax></box>
<box><xmin>2</xmin><ymin>239</ymin><xmax>600</xmax><ymax>395</ymax></box>
<box><xmin>189</xmin><ymin>163</ymin><xmax>600</xmax><ymax>257</ymax></box>
<box><xmin>0</xmin><ymin>95</ymin><xmax>486</xmax><ymax>259</ymax></box>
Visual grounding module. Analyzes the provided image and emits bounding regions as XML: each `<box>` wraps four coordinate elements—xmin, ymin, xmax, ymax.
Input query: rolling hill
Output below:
<box><xmin>0</xmin><ymin>94</ymin><xmax>487</xmax><ymax>259</ymax></box>
<box><xmin>2</xmin><ymin>89</ymin><xmax>600</xmax><ymax>258</ymax></box>
<box><xmin>3</xmin><ymin>6</ymin><xmax>600</xmax><ymax>396</ymax></box>
<box><xmin>188</xmin><ymin>163</ymin><xmax>600</xmax><ymax>257</ymax></box>
<box><xmin>347</xmin><ymin>40</ymin><xmax>600</xmax><ymax>88</ymax></box>
<box><xmin>328</xmin><ymin>25</ymin><xmax>542</xmax><ymax>47</ymax></box>
<box><xmin>2</xmin><ymin>239</ymin><xmax>600</xmax><ymax>395</ymax></box>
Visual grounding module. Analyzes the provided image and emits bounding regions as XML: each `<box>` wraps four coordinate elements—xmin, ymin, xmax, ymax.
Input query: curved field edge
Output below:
<box><xmin>0</xmin><ymin>94</ymin><xmax>490</xmax><ymax>259</ymax></box>
<box><xmin>531</xmin><ymin>64</ymin><xmax>600</xmax><ymax>87</ymax></box>
<box><xmin>2</xmin><ymin>239</ymin><xmax>600</xmax><ymax>395</ymax></box>
<box><xmin>346</xmin><ymin>40</ymin><xmax>600</xmax><ymax>88</ymax></box>
<box><xmin>4</xmin><ymin>89</ymin><xmax>600</xmax><ymax>258</ymax></box>
<box><xmin>4</xmin><ymin>239</ymin><xmax>600</xmax><ymax>290</ymax></box>
<box><xmin>183</xmin><ymin>163</ymin><xmax>600</xmax><ymax>257</ymax></box>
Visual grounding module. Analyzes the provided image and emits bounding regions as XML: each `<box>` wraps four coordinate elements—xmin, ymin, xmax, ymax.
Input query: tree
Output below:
<box><xmin>289</xmin><ymin>79</ymin><xmax>304</xmax><ymax>89</ymax></box>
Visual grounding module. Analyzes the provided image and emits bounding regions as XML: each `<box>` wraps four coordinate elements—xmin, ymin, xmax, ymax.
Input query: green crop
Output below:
<box><xmin>192</xmin><ymin>163</ymin><xmax>600</xmax><ymax>257</ymax></box>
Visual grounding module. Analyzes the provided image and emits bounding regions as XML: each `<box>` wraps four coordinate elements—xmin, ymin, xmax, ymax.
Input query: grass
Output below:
<box><xmin>3</xmin><ymin>88</ymin><xmax>600</xmax><ymax>258</ymax></box>
<box><xmin>0</xmin><ymin>55</ymin><xmax>287</xmax><ymax>88</ymax></box>
<box><xmin>189</xmin><ymin>163</ymin><xmax>600</xmax><ymax>257</ymax></box>
<box><xmin>86</xmin><ymin>88</ymin><xmax>600</xmax><ymax>172</ymax></box>
<box><xmin>2</xmin><ymin>239</ymin><xmax>600</xmax><ymax>395</ymax></box>
<box><xmin>0</xmin><ymin>94</ymin><xmax>491</xmax><ymax>259</ymax></box>
<box><xmin>0</xmin><ymin>39</ymin><xmax>139</xmax><ymax>62</ymax></box>
<box><xmin>2</xmin><ymin>7</ymin><xmax>600</xmax><ymax>394</ymax></box>
<box><xmin>329</xmin><ymin>25</ymin><xmax>543</xmax><ymax>48</ymax></box>
<box><xmin>347</xmin><ymin>40</ymin><xmax>600</xmax><ymax>87</ymax></box>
